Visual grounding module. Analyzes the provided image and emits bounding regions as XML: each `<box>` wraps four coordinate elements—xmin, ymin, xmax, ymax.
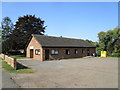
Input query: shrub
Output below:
<box><xmin>110</xmin><ymin>53</ymin><xmax>120</xmax><ymax>57</ymax></box>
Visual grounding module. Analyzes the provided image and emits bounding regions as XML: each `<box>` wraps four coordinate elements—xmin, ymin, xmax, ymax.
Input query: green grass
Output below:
<box><xmin>0</xmin><ymin>58</ymin><xmax>2</xmax><ymax>65</ymax></box>
<box><xmin>10</xmin><ymin>55</ymin><xmax>29</xmax><ymax>59</ymax></box>
<box><xmin>2</xmin><ymin>60</ymin><xmax>36</xmax><ymax>73</ymax></box>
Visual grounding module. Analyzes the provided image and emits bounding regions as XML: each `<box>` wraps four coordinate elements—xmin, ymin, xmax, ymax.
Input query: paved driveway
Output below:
<box><xmin>11</xmin><ymin>57</ymin><xmax>118</xmax><ymax>88</ymax></box>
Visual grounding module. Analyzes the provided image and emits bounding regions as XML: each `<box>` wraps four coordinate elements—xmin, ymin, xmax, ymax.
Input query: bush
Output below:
<box><xmin>110</xmin><ymin>53</ymin><xmax>120</xmax><ymax>57</ymax></box>
<box><xmin>8</xmin><ymin>50</ymin><xmax>21</xmax><ymax>55</ymax></box>
<box><xmin>96</xmin><ymin>50</ymin><xmax>101</xmax><ymax>56</ymax></box>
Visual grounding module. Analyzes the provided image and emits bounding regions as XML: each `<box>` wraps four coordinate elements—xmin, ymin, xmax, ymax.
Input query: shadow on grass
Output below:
<box><xmin>2</xmin><ymin>60</ymin><xmax>35</xmax><ymax>73</ymax></box>
<box><xmin>16</xmin><ymin>62</ymin><xmax>29</xmax><ymax>70</ymax></box>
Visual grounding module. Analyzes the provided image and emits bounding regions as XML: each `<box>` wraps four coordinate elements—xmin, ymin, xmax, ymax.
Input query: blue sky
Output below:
<box><xmin>2</xmin><ymin>2</ymin><xmax>118</xmax><ymax>41</ymax></box>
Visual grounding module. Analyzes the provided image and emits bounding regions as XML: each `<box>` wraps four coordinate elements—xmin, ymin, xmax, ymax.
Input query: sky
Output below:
<box><xmin>2</xmin><ymin>2</ymin><xmax>118</xmax><ymax>41</ymax></box>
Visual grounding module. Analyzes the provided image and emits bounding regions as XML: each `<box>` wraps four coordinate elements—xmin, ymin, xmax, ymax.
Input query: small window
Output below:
<box><xmin>82</xmin><ymin>49</ymin><xmax>85</xmax><ymax>54</ymax></box>
<box><xmin>87</xmin><ymin>49</ymin><xmax>90</xmax><ymax>53</ymax></box>
<box><xmin>55</xmin><ymin>50</ymin><xmax>58</xmax><ymax>54</ymax></box>
<box><xmin>51</xmin><ymin>50</ymin><xmax>59</xmax><ymax>55</ymax></box>
<box><xmin>75</xmin><ymin>49</ymin><xmax>78</xmax><ymax>54</ymax></box>
<box><xmin>66</xmin><ymin>49</ymin><xmax>70</xmax><ymax>55</ymax></box>
<box><xmin>35</xmin><ymin>49</ymin><xmax>40</xmax><ymax>55</ymax></box>
<box><xmin>51</xmin><ymin>50</ymin><xmax>55</xmax><ymax>54</ymax></box>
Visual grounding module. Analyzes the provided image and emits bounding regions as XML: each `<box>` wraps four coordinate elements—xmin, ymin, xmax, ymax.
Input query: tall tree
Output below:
<box><xmin>97</xmin><ymin>27</ymin><xmax>120</xmax><ymax>56</ymax></box>
<box><xmin>0</xmin><ymin>27</ymin><xmax>2</xmax><ymax>53</ymax></box>
<box><xmin>1</xmin><ymin>17</ymin><xmax>14</xmax><ymax>41</ymax></box>
<box><xmin>10</xmin><ymin>15</ymin><xmax>46</xmax><ymax>52</ymax></box>
<box><xmin>1</xmin><ymin>17</ymin><xmax>14</xmax><ymax>53</ymax></box>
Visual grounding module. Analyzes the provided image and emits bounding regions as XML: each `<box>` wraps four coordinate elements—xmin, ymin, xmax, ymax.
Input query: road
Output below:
<box><xmin>2</xmin><ymin>71</ymin><xmax>20</xmax><ymax>88</ymax></box>
<box><xmin>11</xmin><ymin>57</ymin><xmax>118</xmax><ymax>88</ymax></box>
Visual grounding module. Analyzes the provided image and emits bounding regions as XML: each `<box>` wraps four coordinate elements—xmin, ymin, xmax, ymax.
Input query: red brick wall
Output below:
<box><xmin>27</xmin><ymin>37</ymin><xmax>96</xmax><ymax>61</ymax></box>
<box><xmin>26</xmin><ymin>37</ymin><xmax>43</xmax><ymax>61</ymax></box>
<box><xmin>43</xmin><ymin>47</ymin><xmax>96</xmax><ymax>60</ymax></box>
<box><xmin>0</xmin><ymin>54</ymin><xmax>17</xmax><ymax>69</ymax></box>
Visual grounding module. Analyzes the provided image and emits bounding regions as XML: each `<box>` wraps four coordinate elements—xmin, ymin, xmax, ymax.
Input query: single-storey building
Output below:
<box><xmin>26</xmin><ymin>34</ymin><xmax>96</xmax><ymax>61</ymax></box>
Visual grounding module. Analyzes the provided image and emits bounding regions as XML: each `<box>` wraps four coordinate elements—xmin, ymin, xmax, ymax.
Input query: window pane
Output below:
<box><xmin>66</xmin><ymin>49</ymin><xmax>70</xmax><ymax>55</ymax></box>
<box><xmin>51</xmin><ymin>50</ymin><xmax>58</xmax><ymax>55</ymax></box>
<box><xmin>51</xmin><ymin>50</ymin><xmax>55</xmax><ymax>54</ymax></box>
<box><xmin>55</xmin><ymin>50</ymin><xmax>58</xmax><ymax>54</ymax></box>
<box><xmin>82</xmin><ymin>49</ymin><xmax>85</xmax><ymax>54</ymax></box>
<box><xmin>75</xmin><ymin>49</ymin><xmax>78</xmax><ymax>54</ymax></box>
<box><xmin>68</xmin><ymin>50</ymin><xmax>70</xmax><ymax>54</ymax></box>
<box><xmin>35</xmin><ymin>50</ymin><xmax>40</xmax><ymax>55</ymax></box>
<box><xmin>38</xmin><ymin>51</ymin><xmax>40</xmax><ymax>54</ymax></box>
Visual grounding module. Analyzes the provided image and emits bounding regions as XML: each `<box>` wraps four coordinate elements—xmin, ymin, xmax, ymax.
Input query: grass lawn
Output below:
<box><xmin>10</xmin><ymin>55</ymin><xmax>29</xmax><ymax>59</ymax></box>
<box><xmin>0</xmin><ymin>58</ymin><xmax>2</xmax><ymax>65</ymax></box>
<box><xmin>2</xmin><ymin>60</ymin><xmax>36</xmax><ymax>73</ymax></box>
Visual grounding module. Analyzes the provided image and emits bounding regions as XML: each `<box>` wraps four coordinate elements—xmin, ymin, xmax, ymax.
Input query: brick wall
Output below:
<box><xmin>26</xmin><ymin>37</ymin><xmax>96</xmax><ymax>61</ymax></box>
<box><xmin>0</xmin><ymin>54</ymin><xmax>17</xmax><ymax>69</ymax></box>
<box><xmin>43</xmin><ymin>47</ymin><xmax>96</xmax><ymax>60</ymax></box>
<box><xmin>26</xmin><ymin>37</ymin><xmax>43</xmax><ymax>61</ymax></box>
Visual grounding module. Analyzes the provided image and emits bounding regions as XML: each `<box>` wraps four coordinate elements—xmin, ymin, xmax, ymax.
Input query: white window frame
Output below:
<box><xmin>35</xmin><ymin>49</ymin><xmax>40</xmax><ymax>55</ymax></box>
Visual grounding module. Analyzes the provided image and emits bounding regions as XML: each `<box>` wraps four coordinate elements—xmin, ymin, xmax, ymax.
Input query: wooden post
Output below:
<box><xmin>14</xmin><ymin>58</ymin><xmax>17</xmax><ymax>70</ymax></box>
<box><xmin>4</xmin><ymin>54</ymin><xmax>5</xmax><ymax>60</ymax></box>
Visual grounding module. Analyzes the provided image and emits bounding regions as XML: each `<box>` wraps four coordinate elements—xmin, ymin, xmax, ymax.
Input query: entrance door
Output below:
<box><xmin>30</xmin><ymin>49</ymin><xmax>34</xmax><ymax>58</ymax></box>
<box><xmin>45</xmin><ymin>49</ymin><xmax>49</xmax><ymax>60</ymax></box>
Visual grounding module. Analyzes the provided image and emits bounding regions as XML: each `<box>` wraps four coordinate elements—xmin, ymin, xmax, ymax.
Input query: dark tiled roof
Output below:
<box><xmin>33</xmin><ymin>34</ymin><xmax>96</xmax><ymax>48</ymax></box>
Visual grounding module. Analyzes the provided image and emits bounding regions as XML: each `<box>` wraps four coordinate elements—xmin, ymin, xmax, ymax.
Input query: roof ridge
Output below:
<box><xmin>32</xmin><ymin>34</ymin><xmax>96</xmax><ymax>47</ymax></box>
<box><xmin>32</xmin><ymin>34</ymin><xmax>84</xmax><ymax>41</ymax></box>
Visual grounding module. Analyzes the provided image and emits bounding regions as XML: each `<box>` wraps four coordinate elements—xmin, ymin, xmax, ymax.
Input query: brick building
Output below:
<box><xmin>26</xmin><ymin>34</ymin><xmax>96</xmax><ymax>61</ymax></box>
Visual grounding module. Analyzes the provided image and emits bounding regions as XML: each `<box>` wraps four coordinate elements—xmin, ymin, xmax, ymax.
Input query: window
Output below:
<box><xmin>66</xmin><ymin>49</ymin><xmax>70</xmax><ymax>55</ymax></box>
<box><xmin>51</xmin><ymin>50</ymin><xmax>59</xmax><ymax>55</ymax></box>
<box><xmin>75</xmin><ymin>49</ymin><xmax>78</xmax><ymax>54</ymax></box>
<box><xmin>87</xmin><ymin>49</ymin><xmax>90</xmax><ymax>53</ymax></box>
<box><xmin>35</xmin><ymin>49</ymin><xmax>40</xmax><ymax>55</ymax></box>
<box><xmin>82</xmin><ymin>49</ymin><xmax>85</xmax><ymax>54</ymax></box>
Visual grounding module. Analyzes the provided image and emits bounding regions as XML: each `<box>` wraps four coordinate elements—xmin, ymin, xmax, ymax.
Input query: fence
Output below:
<box><xmin>0</xmin><ymin>54</ymin><xmax>17</xmax><ymax>70</ymax></box>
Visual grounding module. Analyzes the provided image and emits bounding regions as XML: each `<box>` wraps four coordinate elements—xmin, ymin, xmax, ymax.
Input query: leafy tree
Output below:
<box><xmin>97</xmin><ymin>27</ymin><xmax>120</xmax><ymax>57</ymax></box>
<box><xmin>0</xmin><ymin>27</ymin><xmax>2</xmax><ymax>53</ymax></box>
<box><xmin>10</xmin><ymin>15</ymin><xmax>46</xmax><ymax>52</ymax></box>
<box><xmin>85</xmin><ymin>39</ymin><xmax>99</xmax><ymax>47</ymax></box>
<box><xmin>98</xmin><ymin>31</ymin><xmax>108</xmax><ymax>51</ymax></box>
<box><xmin>1</xmin><ymin>17</ymin><xmax>14</xmax><ymax>53</ymax></box>
<box><xmin>1</xmin><ymin>17</ymin><xmax>14</xmax><ymax>41</ymax></box>
<box><xmin>85</xmin><ymin>39</ymin><xmax>94</xmax><ymax>44</ymax></box>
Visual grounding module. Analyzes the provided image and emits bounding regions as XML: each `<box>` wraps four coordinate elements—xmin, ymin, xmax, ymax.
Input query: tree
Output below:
<box><xmin>10</xmin><ymin>15</ymin><xmax>46</xmax><ymax>52</ymax></box>
<box><xmin>85</xmin><ymin>39</ymin><xmax>94</xmax><ymax>44</ymax></box>
<box><xmin>97</xmin><ymin>27</ymin><xmax>120</xmax><ymax>56</ymax></box>
<box><xmin>0</xmin><ymin>27</ymin><xmax>2</xmax><ymax>53</ymax></box>
<box><xmin>85</xmin><ymin>39</ymin><xmax>100</xmax><ymax>55</ymax></box>
<box><xmin>1</xmin><ymin>17</ymin><xmax>14</xmax><ymax>53</ymax></box>
<box><xmin>1</xmin><ymin>17</ymin><xmax>14</xmax><ymax>41</ymax></box>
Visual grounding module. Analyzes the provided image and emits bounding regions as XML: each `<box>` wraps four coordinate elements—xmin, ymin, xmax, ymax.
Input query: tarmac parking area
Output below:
<box><xmin>11</xmin><ymin>57</ymin><xmax>118</xmax><ymax>88</ymax></box>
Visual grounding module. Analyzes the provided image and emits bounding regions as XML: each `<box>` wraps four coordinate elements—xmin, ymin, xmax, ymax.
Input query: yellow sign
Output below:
<box><xmin>101</xmin><ymin>51</ymin><xmax>107</xmax><ymax>57</ymax></box>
